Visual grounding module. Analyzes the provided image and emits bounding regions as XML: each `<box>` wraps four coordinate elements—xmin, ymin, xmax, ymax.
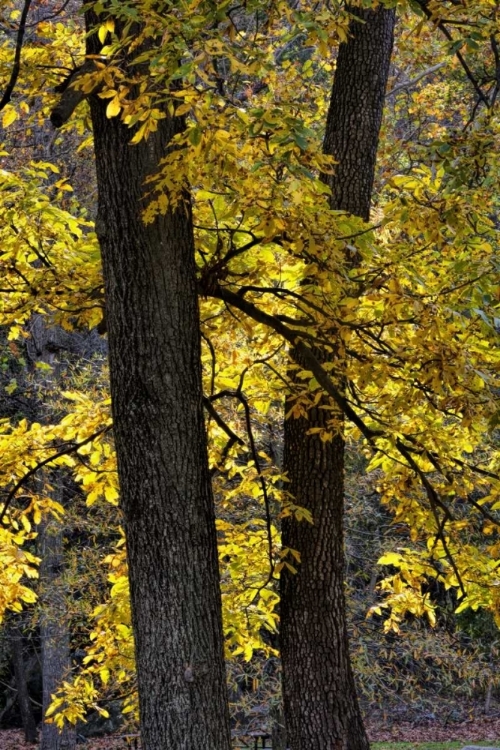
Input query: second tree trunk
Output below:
<box><xmin>280</xmin><ymin>7</ymin><xmax>396</xmax><ymax>749</ymax></box>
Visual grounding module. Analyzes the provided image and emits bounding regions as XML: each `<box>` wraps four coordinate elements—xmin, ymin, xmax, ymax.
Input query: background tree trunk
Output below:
<box><xmin>6</xmin><ymin>620</ymin><xmax>38</xmax><ymax>744</ymax></box>
<box><xmin>280</xmin><ymin>7</ymin><xmax>396</xmax><ymax>749</ymax></box>
<box><xmin>80</xmin><ymin>17</ymin><xmax>232</xmax><ymax>750</ymax></box>
<box><xmin>39</xmin><ymin>502</ymin><xmax>76</xmax><ymax>750</ymax></box>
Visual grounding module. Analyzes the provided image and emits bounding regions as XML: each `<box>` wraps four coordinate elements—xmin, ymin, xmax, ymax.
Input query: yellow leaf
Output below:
<box><xmin>2</xmin><ymin>107</ymin><xmax>17</xmax><ymax>128</ymax></box>
<box><xmin>21</xmin><ymin>516</ymin><xmax>31</xmax><ymax>533</ymax></box>
<box><xmin>104</xmin><ymin>485</ymin><xmax>119</xmax><ymax>504</ymax></box>
<box><xmin>377</xmin><ymin>552</ymin><xmax>402</xmax><ymax>566</ymax></box>
<box><xmin>106</xmin><ymin>97</ymin><xmax>121</xmax><ymax>119</ymax></box>
<box><xmin>98</xmin><ymin>24</ymin><xmax>108</xmax><ymax>44</ymax></box>
<box><xmin>175</xmin><ymin>102</ymin><xmax>192</xmax><ymax>116</ymax></box>
<box><xmin>99</xmin><ymin>667</ymin><xmax>110</xmax><ymax>685</ymax></box>
<box><xmin>130</xmin><ymin>122</ymin><xmax>148</xmax><ymax>144</ymax></box>
<box><xmin>90</xmin><ymin>450</ymin><xmax>101</xmax><ymax>466</ymax></box>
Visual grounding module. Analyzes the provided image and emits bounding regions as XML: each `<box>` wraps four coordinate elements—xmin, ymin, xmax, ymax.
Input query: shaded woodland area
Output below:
<box><xmin>1</xmin><ymin>0</ymin><xmax>500</xmax><ymax>748</ymax></box>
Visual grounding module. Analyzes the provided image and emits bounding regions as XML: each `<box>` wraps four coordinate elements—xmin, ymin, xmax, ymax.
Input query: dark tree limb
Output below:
<box><xmin>202</xmin><ymin>396</ymin><xmax>244</xmax><ymax>448</ymax></box>
<box><xmin>0</xmin><ymin>0</ymin><xmax>33</xmax><ymax>111</ymax></box>
<box><xmin>414</xmin><ymin>0</ymin><xmax>490</xmax><ymax>107</ymax></box>
<box><xmin>207</xmin><ymin>282</ymin><xmax>382</xmax><ymax>442</ymax></box>
<box><xmin>50</xmin><ymin>60</ymin><xmax>98</xmax><ymax>128</ymax></box>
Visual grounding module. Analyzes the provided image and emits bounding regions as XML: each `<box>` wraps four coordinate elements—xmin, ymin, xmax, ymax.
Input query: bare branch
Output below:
<box><xmin>202</xmin><ymin>397</ymin><xmax>244</xmax><ymax>448</ymax></box>
<box><xmin>386</xmin><ymin>62</ymin><xmax>447</xmax><ymax>98</ymax></box>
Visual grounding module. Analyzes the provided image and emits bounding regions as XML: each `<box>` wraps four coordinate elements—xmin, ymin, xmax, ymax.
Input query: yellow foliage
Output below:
<box><xmin>1</xmin><ymin>0</ymin><xmax>500</xmax><ymax>728</ymax></box>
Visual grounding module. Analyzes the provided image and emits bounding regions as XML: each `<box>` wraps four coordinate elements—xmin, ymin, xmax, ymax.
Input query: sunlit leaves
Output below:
<box><xmin>0</xmin><ymin>165</ymin><xmax>102</xmax><ymax>332</ymax></box>
<box><xmin>0</xmin><ymin>526</ymin><xmax>39</xmax><ymax>620</ymax></box>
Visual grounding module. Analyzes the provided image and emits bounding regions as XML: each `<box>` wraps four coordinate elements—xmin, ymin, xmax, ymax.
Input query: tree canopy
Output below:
<box><xmin>1</xmin><ymin>0</ymin><xmax>500</xmax><ymax>745</ymax></box>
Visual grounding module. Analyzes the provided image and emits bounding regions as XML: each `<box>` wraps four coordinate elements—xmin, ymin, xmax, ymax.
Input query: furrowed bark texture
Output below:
<box><xmin>280</xmin><ymin>7</ymin><xmax>395</xmax><ymax>750</ymax></box>
<box><xmin>323</xmin><ymin>7</ymin><xmax>396</xmax><ymax>221</ymax></box>
<box><xmin>84</xmin><ymin>25</ymin><xmax>231</xmax><ymax>750</ymax></box>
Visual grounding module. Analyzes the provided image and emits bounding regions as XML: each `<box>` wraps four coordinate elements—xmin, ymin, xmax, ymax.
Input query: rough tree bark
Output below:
<box><xmin>280</xmin><ymin>7</ymin><xmax>396</xmax><ymax>750</ymax></box>
<box><xmin>89</xmin><ymin>121</ymin><xmax>232</xmax><ymax>750</ymax></box>
<box><xmin>323</xmin><ymin>7</ymin><xmax>396</xmax><ymax>222</ymax></box>
<box><xmin>49</xmin><ymin>12</ymin><xmax>232</xmax><ymax>750</ymax></box>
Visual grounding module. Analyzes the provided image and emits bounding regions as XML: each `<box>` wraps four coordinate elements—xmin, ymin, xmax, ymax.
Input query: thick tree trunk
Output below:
<box><xmin>280</xmin><ymin>7</ymin><xmax>395</xmax><ymax>750</ymax></box>
<box><xmin>82</xmin><ymin>21</ymin><xmax>232</xmax><ymax>750</ymax></box>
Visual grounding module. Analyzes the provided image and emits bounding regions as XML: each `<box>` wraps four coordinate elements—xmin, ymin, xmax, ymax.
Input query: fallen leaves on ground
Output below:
<box><xmin>367</xmin><ymin>714</ymin><xmax>500</xmax><ymax>744</ymax></box>
<box><xmin>0</xmin><ymin>729</ymin><xmax>141</xmax><ymax>749</ymax></box>
<box><xmin>2</xmin><ymin>715</ymin><xmax>500</xmax><ymax>749</ymax></box>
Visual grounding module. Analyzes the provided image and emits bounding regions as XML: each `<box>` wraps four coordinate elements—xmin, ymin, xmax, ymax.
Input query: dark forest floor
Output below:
<box><xmin>1</xmin><ymin>712</ymin><xmax>500</xmax><ymax>749</ymax></box>
<box><xmin>366</xmin><ymin>714</ymin><xmax>500</xmax><ymax>744</ymax></box>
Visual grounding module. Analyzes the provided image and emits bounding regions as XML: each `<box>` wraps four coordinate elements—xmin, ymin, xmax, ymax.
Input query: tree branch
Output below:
<box><xmin>413</xmin><ymin>0</ymin><xmax>490</xmax><ymax>107</ymax></box>
<box><xmin>202</xmin><ymin>397</ymin><xmax>244</xmax><ymax>448</ymax></box>
<box><xmin>0</xmin><ymin>0</ymin><xmax>33</xmax><ymax>111</ymax></box>
<box><xmin>50</xmin><ymin>60</ymin><xmax>99</xmax><ymax>128</ymax></box>
<box><xmin>207</xmin><ymin>283</ymin><xmax>382</xmax><ymax>441</ymax></box>
<box><xmin>386</xmin><ymin>62</ymin><xmax>447</xmax><ymax>98</ymax></box>
<box><xmin>0</xmin><ymin>426</ymin><xmax>111</xmax><ymax>525</ymax></box>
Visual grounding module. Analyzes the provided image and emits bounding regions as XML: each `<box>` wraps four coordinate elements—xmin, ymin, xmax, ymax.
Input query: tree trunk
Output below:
<box><xmin>280</xmin><ymin>7</ymin><xmax>395</xmax><ymax>750</ymax></box>
<box><xmin>81</xmin><ymin>18</ymin><xmax>232</xmax><ymax>750</ymax></box>
<box><xmin>7</xmin><ymin>620</ymin><xmax>38</xmax><ymax>744</ymax></box>
<box><xmin>323</xmin><ymin>6</ymin><xmax>396</xmax><ymax>222</ymax></box>
<box><xmin>39</xmin><ymin>507</ymin><xmax>76</xmax><ymax>750</ymax></box>
<box><xmin>24</xmin><ymin>317</ymin><xmax>92</xmax><ymax>750</ymax></box>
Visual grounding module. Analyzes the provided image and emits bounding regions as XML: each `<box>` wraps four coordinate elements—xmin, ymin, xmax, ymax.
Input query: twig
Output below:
<box><xmin>396</xmin><ymin>440</ymin><xmax>466</xmax><ymax>599</ymax></box>
<box><xmin>0</xmin><ymin>426</ymin><xmax>111</xmax><ymax>525</ymax></box>
<box><xmin>203</xmin><ymin>397</ymin><xmax>244</xmax><ymax>448</ymax></box>
<box><xmin>386</xmin><ymin>62</ymin><xmax>447</xmax><ymax>98</ymax></box>
<box><xmin>413</xmin><ymin>0</ymin><xmax>489</xmax><ymax>107</ymax></box>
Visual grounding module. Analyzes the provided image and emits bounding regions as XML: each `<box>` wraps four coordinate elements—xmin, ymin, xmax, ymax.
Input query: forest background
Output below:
<box><xmin>1</xmin><ymin>0</ymin><xmax>500</xmax><ymax>747</ymax></box>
